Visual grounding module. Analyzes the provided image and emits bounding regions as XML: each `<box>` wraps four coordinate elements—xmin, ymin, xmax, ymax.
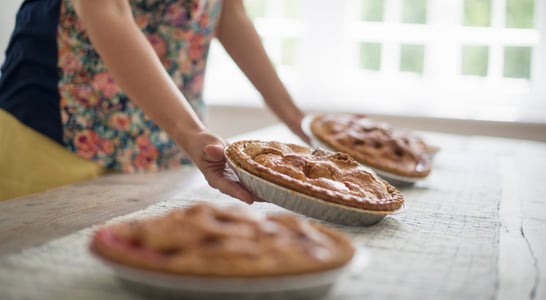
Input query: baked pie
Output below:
<box><xmin>225</xmin><ymin>140</ymin><xmax>404</xmax><ymax>212</ymax></box>
<box><xmin>90</xmin><ymin>202</ymin><xmax>355</xmax><ymax>277</ymax></box>
<box><xmin>310</xmin><ymin>113</ymin><xmax>432</xmax><ymax>178</ymax></box>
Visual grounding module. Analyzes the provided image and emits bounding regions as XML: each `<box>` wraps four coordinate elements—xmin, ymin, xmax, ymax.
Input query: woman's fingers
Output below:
<box><xmin>208</xmin><ymin>166</ymin><xmax>256</xmax><ymax>204</ymax></box>
<box><xmin>201</xmin><ymin>142</ymin><xmax>256</xmax><ymax>204</ymax></box>
<box><xmin>203</xmin><ymin>143</ymin><xmax>225</xmax><ymax>161</ymax></box>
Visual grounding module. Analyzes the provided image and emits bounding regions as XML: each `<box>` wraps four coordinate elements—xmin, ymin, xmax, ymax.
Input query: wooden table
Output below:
<box><xmin>0</xmin><ymin>124</ymin><xmax>545</xmax><ymax>300</ymax></box>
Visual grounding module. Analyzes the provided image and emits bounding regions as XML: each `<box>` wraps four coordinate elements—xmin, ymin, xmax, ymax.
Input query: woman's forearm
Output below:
<box><xmin>70</xmin><ymin>0</ymin><xmax>257</xmax><ymax>204</ymax></box>
<box><xmin>216</xmin><ymin>0</ymin><xmax>305</xmax><ymax>130</ymax></box>
<box><xmin>71</xmin><ymin>0</ymin><xmax>207</xmax><ymax>153</ymax></box>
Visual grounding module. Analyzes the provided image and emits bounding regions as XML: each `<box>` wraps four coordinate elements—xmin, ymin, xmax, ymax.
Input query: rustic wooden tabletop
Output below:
<box><xmin>0</xmin><ymin>124</ymin><xmax>544</xmax><ymax>300</ymax></box>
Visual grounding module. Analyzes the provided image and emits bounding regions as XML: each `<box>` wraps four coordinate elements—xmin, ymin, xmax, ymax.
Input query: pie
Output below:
<box><xmin>225</xmin><ymin>140</ymin><xmax>404</xmax><ymax>212</ymax></box>
<box><xmin>310</xmin><ymin>113</ymin><xmax>432</xmax><ymax>178</ymax></box>
<box><xmin>90</xmin><ymin>202</ymin><xmax>355</xmax><ymax>277</ymax></box>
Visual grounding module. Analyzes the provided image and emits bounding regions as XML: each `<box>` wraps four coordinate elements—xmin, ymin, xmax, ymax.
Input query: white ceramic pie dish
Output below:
<box><xmin>301</xmin><ymin>114</ymin><xmax>430</xmax><ymax>187</ymax></box>
<box><xmin>226</xmin><ymin>155</ymin><xmax>405</xmax><ymax>227</ymax></box>
<box><xmin>92</xmin><ymin>246</ymin><xmax>369</xmax><ymax>300</ymax></box>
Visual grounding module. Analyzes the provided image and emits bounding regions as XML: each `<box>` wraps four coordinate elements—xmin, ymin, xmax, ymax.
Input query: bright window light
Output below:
<box><xmin>204</xmin><ymin>0</ymin><xmax>546</xmax><ymax>123</ymax></box>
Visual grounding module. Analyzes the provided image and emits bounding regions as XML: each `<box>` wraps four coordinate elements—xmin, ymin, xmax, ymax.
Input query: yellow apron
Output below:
<box><xmin>0</xmin><ymin>109</ymin><xmax>106</xmax><ymax>201</ymax></box>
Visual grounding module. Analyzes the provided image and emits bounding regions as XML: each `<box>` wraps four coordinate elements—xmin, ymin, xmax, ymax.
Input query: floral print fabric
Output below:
<box><xmin>57</xmin><ymin>0</ymin><xmax>222</xmax><ymax>172</ymax></box>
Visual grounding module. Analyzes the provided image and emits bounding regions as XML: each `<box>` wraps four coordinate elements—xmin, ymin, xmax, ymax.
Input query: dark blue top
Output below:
<box><xmin>0</xmin><ymin>0</ymin><xmax>63</xmax><ymax>143</ymax></box>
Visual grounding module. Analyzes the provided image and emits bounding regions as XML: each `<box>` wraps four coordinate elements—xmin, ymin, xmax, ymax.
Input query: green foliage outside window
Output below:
<box><xmin>359</xmin><ymin>42</ymin><xmax>382</xmax><ymax>71</ymax></box>
<box><xmin>361</xmin><ymin>0</ymin><xmax>384</xmax><ymax>22</ymax></box>
<box><xmin>400</xmin><ymin>44</ymin><xmax>425</xmax><ymax>74</ymax></box>
<box><xmin>504</xmin><ymin>46</ymin><xmax>532</xmax><ymax>79</ymax></box>
<box><xmin>401</xmin><ymin>0</ymin><xmax>427</xmax><ymax>24</ymax></box>
<box><xmin>506</xmin><ymin>0</ymin><xmax>535</xmax><ymax>28</ymax></box>
<box><xmin>461</xmin><ymin>46</ymin><xmax>489</xmax><ymax>76</ymax></box>
<box><xmin>464</xmin><ymin>0</ymin><xmax>491</xmax><ymax>26</ymax></box>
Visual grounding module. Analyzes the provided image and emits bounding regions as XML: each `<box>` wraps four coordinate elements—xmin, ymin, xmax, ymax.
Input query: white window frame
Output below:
<box><xmin>204</xmin><ymin>0</ymin><xmax>546</xmax><ymax>123</ymax></box>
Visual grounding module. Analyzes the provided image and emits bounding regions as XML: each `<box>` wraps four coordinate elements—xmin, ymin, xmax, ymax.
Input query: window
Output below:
<box><xmin>461</xmin><ymin>45</ymin><xmax>489</xmax><ymax>76</ymax></box>
<box><xmin>464</xmin><ymin>0</ymin><xmax>492</xmax><ymax>26</ymax></box>
<box><xmin>362</xmin><ymin>0</ymin><xmax>385</xmax><ymax>22</ymax></box>
<box><xmin>204</xmin><ymin>0</ymin><xmax>546</xmax><ymax>122</ymax></box>
<box><xmin>360</xmin><ymin>42</ymin><xmax>383</xmax><ymax>70</ymax></box>
<box><xmin>400</xmin><ymin>44</ymin><xmax>425</xmax><ymax>74</ymax></box>
<box><xmin>401</xmin><ymin>0</ymin><xmax>427</xmax><ymax>24</ymax></box>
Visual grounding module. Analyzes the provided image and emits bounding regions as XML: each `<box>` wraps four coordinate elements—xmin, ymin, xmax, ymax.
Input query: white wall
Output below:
<box><xmin>0</xmin><ymin>1</ymin><xmax>23</xmax><ymax>64</ymax></box>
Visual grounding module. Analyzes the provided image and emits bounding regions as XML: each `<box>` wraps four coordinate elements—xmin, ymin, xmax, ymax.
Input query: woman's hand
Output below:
<box><xmin>284</xmin><ymin>113</ymin><xmax>311</xmax><ymax>145</ymax></box>
<box><xmin>187</xmin><ymin>131</ymin><xmax>256</xmax><ymax>204</ymax></box>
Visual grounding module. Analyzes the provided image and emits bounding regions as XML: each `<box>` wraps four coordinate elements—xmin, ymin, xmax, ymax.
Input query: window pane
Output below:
<box><xmin>464</xmin><ymin>0</ymin><xmax>491</xmax><ymax>26</ymax></box>
<box><xmin>401</xmin><ymin>0</ymin><xmax>427</xmax><ymax>24</ymax></box>
<box><xmin>283</xmin><ymin>0</ymin><xmax>302</xmax><ymax>19</ymax></box>
<box><xmin>506</xmin><ymin>0</ymin><xmax>535</xmax><ymax>28</ymax></box>
<box><xmin>244</xmin><ymin>0</ymin><xmax>267</xmax><ymax>19</ymax></box>
<box><xmin>400</xmin><ymin>44</ymin><xmax>425</xmax><ymax>74</ymax></box>
<box><xmin>359</xmin><ymin>42</ymin><xmax>382</xmax><ymax>71</ymax></box>
<box><xmin>361</xmin><ymin>0</ymin><xmax>384</xmax><ymax>22</ymax></box>
<box><xmin>461</xmin><ymin>46</ymin><xmax>489</xmax><ymax>76</ymax></box>
<box><xmin>281</xmin><ymin>38</ymin><xmax>299</xmax><ymax>66</ymax></box>
<box><xmin>504</xmin><ymin>46</ymin><xmax>532</xmax><ymax>79</ymax></box>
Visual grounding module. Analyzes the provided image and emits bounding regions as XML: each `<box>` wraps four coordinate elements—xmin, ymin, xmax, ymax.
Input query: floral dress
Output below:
<box><xmin>57</xmin><ymin>0</ymin><xmax>223</xmax><ymax>172</ymax></box>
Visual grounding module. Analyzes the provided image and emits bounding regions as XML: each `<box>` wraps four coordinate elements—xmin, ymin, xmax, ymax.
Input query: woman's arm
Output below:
<box><xmin>71</xmin><ymin>0</ymin><xmax>255</xmax><ymax>203</ymax></box>
<box><xmin>216</xmin><ymin>0</ymin><xmax>310</xmax><ymax>144</ymax></box>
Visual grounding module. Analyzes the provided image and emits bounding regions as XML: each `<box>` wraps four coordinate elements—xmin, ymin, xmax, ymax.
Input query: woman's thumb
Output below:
<box><xmin>203</xmin><ymin>143</ymin><xmax>226</xmax><ymax>162</ymax></box>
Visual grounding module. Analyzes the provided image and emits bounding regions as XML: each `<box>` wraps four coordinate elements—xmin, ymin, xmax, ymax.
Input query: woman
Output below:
<box><xmin>0</xmin><ymin>0</ymin><xmax>308</xmax><ymax>201</ymax></box>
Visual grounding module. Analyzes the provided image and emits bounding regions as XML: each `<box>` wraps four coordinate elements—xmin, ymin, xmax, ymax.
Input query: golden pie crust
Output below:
<box><xmin>90</xmin><ymin>202</ymin><xmax>355</xmax><ymax>277</ymax></box>
<box><xmin>225</xmin><ymin>140</ymin><xmax>404</xmax><ymax>212</ymax></box>
<box><xmin>310</xmin><ymin>113</ymin><xmax>432</xmax><ymax>178</ymax></box>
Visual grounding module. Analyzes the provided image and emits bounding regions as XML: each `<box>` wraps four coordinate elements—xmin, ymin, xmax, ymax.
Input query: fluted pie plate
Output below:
<box><xmin>93</xmin><ymin>250</ymin><xmax>369</xmax><ymax>300</ymax></box>
<box><xmin>90</xmin><ymin>202</ymin><xmax>367</xmax><ymax>300</ymax></box>
<box><xmin>225</xmin><ymin>140</ymin><xmax>405</xmax><ymax>226</ymax></box>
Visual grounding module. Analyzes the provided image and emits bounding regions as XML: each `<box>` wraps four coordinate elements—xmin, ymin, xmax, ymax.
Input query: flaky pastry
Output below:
<box><xmin>310</xmin><ymin>113</ymin><xmax>432</xmax><ymax>178</ymax></box>
<box><xmin>225</xmin><ymin>140</ymin><xmax>404</xmax><ymax>212</ymax></box>
<box><xmin>91</xmin><ymin>202</ymin><xmax>355</xmax><ymax>277</ymax></box>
